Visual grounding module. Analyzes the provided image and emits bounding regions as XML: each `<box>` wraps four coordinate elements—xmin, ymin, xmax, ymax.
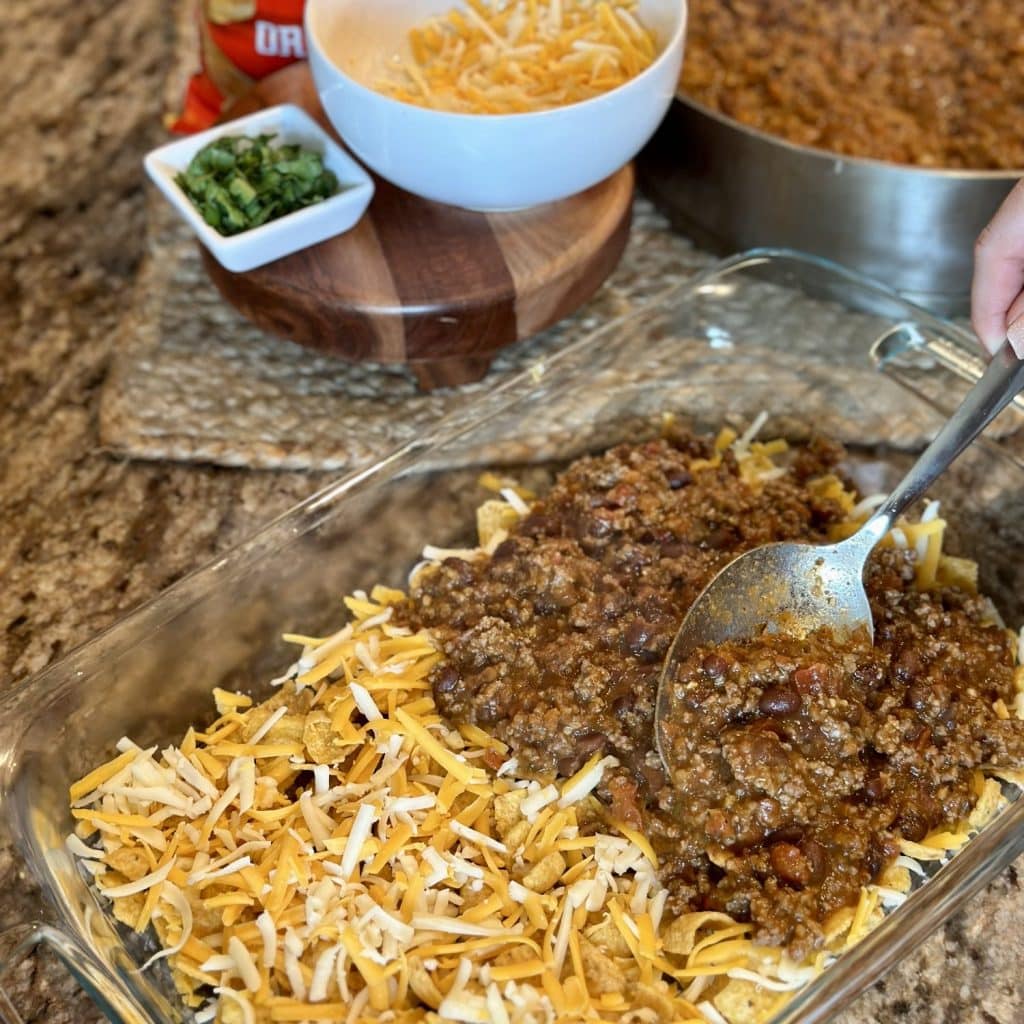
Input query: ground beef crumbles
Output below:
<box><xmin>408</xmin><ymin>430</ymin><xmax>1024</xmax><ymax>960</ymax></box>
<box><xmin>680</xmin><ymin>0</ymin><xmax>1024</xmax><ymax>170</ymax></box>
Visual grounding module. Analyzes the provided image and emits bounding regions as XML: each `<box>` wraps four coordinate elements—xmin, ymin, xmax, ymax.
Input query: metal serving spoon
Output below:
<box><xmin>655</xmin><ymin>340</ymin><xmax>1024</xmax><ymax>772</ymax></box>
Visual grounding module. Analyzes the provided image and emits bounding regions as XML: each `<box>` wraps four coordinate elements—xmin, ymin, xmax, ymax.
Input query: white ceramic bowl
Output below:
<box><xmin>305</xmin><ymin>0</ymin><xmax>687</xmax><ymax>211</ymax></box>
<box><xmin>143</xmin><ymin>104</ymin><xmax>375</xmax><ymax>273</ymax></box>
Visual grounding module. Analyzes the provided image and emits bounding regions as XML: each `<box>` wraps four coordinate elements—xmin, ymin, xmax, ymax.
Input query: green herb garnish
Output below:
<box><xmin>175</xmin><ymin>134</ymin><xmax>340</xmax><ymax>236</ymax></box>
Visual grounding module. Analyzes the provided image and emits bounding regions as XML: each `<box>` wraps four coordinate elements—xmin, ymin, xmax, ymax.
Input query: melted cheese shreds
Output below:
<box><xmin>213</xmin><ymin>687</ymin><xmax>254</xmax><ymax>713</ymax></box>
<box><xmin>845</xmin><ymin>888</ymin><xmax>880</xmax><ymax>949</ymax></box>
<box><xmin>68</xmin><ymin>747</ymin><xmax>139</xmax><ymax>802</ymax></box>
<box><xmin>140</xmin><ymin>881</ymin><xmax>193</xmax><ymax>971</ymax></box>
<box><xmin>216</xmin><ymin>987</ymin><xmax>256</xmax><ymax>1024</ymax></box>
<box><xmin>339</xmin><ymin>802</ymin><xmax>377</xmax><ymax>881</ymax></box>
<box><xmin>919</xmin><ymin>830</ymin><xmax>970</xmax><ymax>852</ymax></box>
<box><xmin>377</xmin><ymin>0</ymin><xmax>659</xmax><ymax>115</ymax></box>
<box><xmin>66</xmin><ymin>833</ymin><xmax>105</xmax><ymax>860</ymax></box>
<box><xmin>69</xmin><ymin>600</ymin><xmax>683</xmax><ymax>1023</ymax></box>
<box><xmin>393</xmin><ymin>707</ymin><xmax>486</xmax><ymax>785</ymax></box>
<box><xmin>520</xmin><ymin>783</ymin><xmax>559</xmax><ymax>819</ymax></box>
<box><xmin>450</xmin><ymin>819</ymin><xmax>508</xmax><ymax>854</ymax></box>
<box><xmin>100</xmin><ymin>857</ymin><xmax>177</xmax><ymax>899</ymax></box>
<box><xmin>229</xmin><ymin>935</ymin><xmax>263</xmax><ymax>992</ymax></box>
<box><xmin>349</xmin><ymin>681</ymin><xmax>383</xmax><ymax>722</ymax></box>
<box><xmin>559</xmin><ymin>754</ymin><xmax>619</xmax><ymax>807</ymax></box>
<box><xmin>611</xmin><ymin>820</ymin><xmax>659</xmax><ymax>869</ymax></box>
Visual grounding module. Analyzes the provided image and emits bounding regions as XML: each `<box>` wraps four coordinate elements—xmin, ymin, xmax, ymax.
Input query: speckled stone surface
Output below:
<box><xmin>1</xmin><ymin>2</ymin><xmax>1023</xmax><ymax>1022</ymax></box>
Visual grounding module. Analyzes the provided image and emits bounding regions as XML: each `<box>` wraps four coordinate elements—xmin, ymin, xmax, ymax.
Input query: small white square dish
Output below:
<box><xmin>143</xmin><ymin>103</ymin><xmax>375</xmax><ymax>273</ymax></box>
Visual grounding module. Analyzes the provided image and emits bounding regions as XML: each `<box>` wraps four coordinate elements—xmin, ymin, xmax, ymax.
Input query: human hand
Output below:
<box><xmin>971</xmin><ymin>178</ymin><xmax>1024</xmax><ymax>357</ymax></box>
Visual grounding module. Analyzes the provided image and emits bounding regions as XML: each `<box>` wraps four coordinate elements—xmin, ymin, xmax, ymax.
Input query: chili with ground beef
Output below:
<box><xmin>407</xmin><ymin>431</ymin><xmax>1024</xmax><ymax>958</ymax></box>
<box><xmin>680</xmin><ymin>0</ymin><xmax>1024</xmax><ymax>170</ymax></box>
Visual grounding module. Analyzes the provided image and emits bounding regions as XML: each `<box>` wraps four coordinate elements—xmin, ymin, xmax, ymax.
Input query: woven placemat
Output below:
<box><xmin>101</xmin><ymin>154</ymin><xmax>714</xmax><ymax>470</ymax></box>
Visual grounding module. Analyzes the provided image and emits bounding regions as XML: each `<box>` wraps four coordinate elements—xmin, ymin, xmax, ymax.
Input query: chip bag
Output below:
<box><xmin>172</xmin><ymin>0</ymin><xmax>308</xmax><ymax>133</ymax></box>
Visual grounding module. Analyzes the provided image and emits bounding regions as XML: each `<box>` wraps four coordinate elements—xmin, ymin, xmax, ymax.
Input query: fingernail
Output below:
<box><xmin>1008</xmin><ymin>317</ymin><xmax>1024</xmax><ymax>358</ymax></box>
<box><xmin>981</xmin><ymin>332</ymin><xmax>1005</xmax><ymax>357</ymax></box>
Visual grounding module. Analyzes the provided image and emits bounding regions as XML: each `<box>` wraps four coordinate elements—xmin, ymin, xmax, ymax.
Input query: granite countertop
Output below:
<box><xmin>0</xmin><ymin>1</ymin><xmax>1021</xmax><ymax>1021</ymax></box>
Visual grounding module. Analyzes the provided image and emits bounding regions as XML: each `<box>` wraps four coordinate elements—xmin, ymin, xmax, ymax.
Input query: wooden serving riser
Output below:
<box><xmin>203</xmin><ymin>63</ymin><xmax>635</xmax><ymax>390</ymax></box>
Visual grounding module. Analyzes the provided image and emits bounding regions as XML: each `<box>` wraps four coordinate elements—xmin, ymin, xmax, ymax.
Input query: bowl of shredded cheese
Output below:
<box><xmin>305</xmin><ymin>0</ymin><xmax>687</xmax><ymax>210</ymax></box>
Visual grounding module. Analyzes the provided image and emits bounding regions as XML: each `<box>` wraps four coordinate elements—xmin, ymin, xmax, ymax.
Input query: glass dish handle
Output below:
<box><xmin>0</xmin><ymin>922</ymin><xmax>130</xmax><ymax>1024</ymax></box>
<box><xmin>871</xmin><ymin>321</ymin><xmax>1024</xmax><ymax>418</ymax></box>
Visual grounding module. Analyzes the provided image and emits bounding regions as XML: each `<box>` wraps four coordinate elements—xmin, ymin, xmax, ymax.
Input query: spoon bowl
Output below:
<box><xmin>653</xmin><ymin>525</ymin><xmax>882</xmax><ymax>772</ymax></box>
<box><xmin>655</xmin><ymin>340</ymin><xmax>1024</xmax><ymax>775</ymax></box>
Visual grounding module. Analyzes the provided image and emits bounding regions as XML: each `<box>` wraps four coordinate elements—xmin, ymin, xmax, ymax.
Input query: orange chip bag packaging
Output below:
<box><xmin>172</xmin><ymin>0</ymin><xmax>308</xmax><ymax>133</ymax></box>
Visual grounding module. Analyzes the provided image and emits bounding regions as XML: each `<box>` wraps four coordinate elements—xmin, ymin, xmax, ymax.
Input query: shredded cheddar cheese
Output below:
<box><xmin>70</xmin><ymin>595</ymin><xmax>705</xmax><ymax>1022</ymax></box>
<box><xmin>377</xmin><ymin>0</ymin><xmax>659</xmax><ymax>114</ymax></box>
<box><xmin>68</xmin><ymin>422</ymin><xmax>1024</xmax><ymax>1024</ymax></box>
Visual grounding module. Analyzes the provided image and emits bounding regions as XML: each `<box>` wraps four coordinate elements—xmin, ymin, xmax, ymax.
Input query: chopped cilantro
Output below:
<box><xmin>175</xmin><ymin>134</ymin><xmax>340</xmax><ymax>236</ymax></box>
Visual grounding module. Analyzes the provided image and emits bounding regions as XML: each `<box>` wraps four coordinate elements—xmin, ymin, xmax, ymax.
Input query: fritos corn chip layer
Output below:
<box><xmin>69</xmin><ymin>425</ymin><xmax>1024</xmax><ymax>1023</ymax></box>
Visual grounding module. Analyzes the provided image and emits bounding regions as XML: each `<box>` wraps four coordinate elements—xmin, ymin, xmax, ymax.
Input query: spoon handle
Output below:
<box><xmin>856</xmin><ymin>340</ymin><xmax>1024</xmax><ymax>549</ymax></box>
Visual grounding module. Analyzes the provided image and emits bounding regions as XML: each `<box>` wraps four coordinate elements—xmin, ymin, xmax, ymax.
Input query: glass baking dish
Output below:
<box><xmin>2</xmin><ymin>249</ymin><xmax>1024</xmax><ymax>1024</ymax></box>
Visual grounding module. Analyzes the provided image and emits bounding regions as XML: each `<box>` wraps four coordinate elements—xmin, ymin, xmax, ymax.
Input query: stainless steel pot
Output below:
<box><xmin>638</xmin><ymin>97</ymin><xmax>1021</xmax><ymax>316</ymax></box>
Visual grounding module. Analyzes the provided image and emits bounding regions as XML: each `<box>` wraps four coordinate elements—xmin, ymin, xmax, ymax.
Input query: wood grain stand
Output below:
<box><xmin>203</xmin><ymin>63</ymin><xmax>634</xmax><ymax>390</ymax></box>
